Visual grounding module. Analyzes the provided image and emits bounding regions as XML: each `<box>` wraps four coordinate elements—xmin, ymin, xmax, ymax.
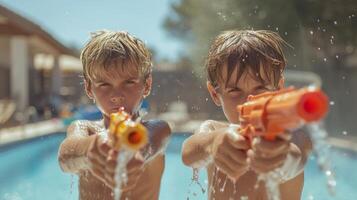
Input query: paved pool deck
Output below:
<box><xmin>0</xmin><ymin>119</ymin><xmax>65</xmax><ymax>146</ymax></box>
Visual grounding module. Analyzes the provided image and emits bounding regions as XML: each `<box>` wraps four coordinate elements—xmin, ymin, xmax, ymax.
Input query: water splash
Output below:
<box><xmin>69</xmin><ymin>174</ymin><xmax>74</xmax><ymax>198</ymax></box>
<box><xmin>114</xmin><ymin>150</ymin><xmax>134</xmax><ymax>200</ymax></box>
<box><xmin>307</xmin><ymin>123</ymin><xmax>337</xmax><ymax>195</ymax></box>
<box><xmin>187</xmin><ymin>168</ymin><xmax>206</xmax><ymax>199</ymax></box>
<box><xmin>219</xmin><ymin>177</ymin><xmax>228</xmax><ymax>192</ymax></box>
<box><xmin>256</xmin><ymin>169</ymin><xmax>284</xmax><ymax>200</ymax></box>
<box><xmin>255</xmin><ymin>121</ymin><xmax>337</xmax><ymax>200</ymax></box>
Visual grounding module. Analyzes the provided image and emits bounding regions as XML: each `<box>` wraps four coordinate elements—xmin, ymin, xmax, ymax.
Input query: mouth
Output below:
<box><xmin>111</xmin><ymin>107</ymin><xmax>123</xmax><ymax>112</ymax></box>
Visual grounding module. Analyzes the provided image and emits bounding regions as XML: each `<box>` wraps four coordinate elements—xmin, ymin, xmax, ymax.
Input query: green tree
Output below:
<box><xmin>164</xmin><ymin>0</ymin><xmax>357</xmax><ymax>71</ymax></box>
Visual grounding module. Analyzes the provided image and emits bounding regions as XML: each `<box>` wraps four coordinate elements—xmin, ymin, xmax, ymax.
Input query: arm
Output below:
<box><xmin>182</xmin><ymin>120</ymin><xmax>250</xmax><ymax>180</ymax></box>
<box><xmin>58</xmin><ymin>120</ymin><xmax>97</xmax><ymax>173</ymax></box>
<box><xmin>248</xmin><ymin>128</ymin><xmax>312</xmax><ymax>182</ymax></box>
<box><xmin>181</xmin><ymin>120</ymin><xmax>221</xmax><ymax>167</ymax></box>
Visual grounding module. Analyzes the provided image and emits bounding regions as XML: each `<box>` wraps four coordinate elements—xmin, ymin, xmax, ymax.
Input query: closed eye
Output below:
<box><xmin>98</xmin><ymin>82</ymin><xmax>110</xmax><ymax>87</ymax></box>
<box><xmin>227</xmin><ymin>87</ymin><xmax>242</xmax><ymax>93</ymax></box>
<box><xmin>125</xmin><ymin>79</ymin><xmax>139</xmax><ymax>84</ymax></box>
<box><xmin>253</xmin><ymin>85</ymin><xmax>270</xmax><ymax>94</ymax></box>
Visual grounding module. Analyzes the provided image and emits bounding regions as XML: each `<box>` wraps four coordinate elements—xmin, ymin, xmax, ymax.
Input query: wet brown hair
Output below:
<box><xmin>81</xmin><ymin>30</ymin><xmax>152</xmax><ymax>83</ymax></box>
<box><xmin>205</xmin><ymin>30</ymin><xmax>287</xmax><ymax>88</ymax></box>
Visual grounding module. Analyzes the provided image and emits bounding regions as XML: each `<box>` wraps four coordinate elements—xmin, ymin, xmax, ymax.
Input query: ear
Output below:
<box><xmin>278</xmin><ymin>76</ymin><xmax>285</xmax><ymax>89</ymax></box>
<box><xmin>143</xmin><ymin>75</ymin><xmax>152</xmax><ymax>97</ymax></box>
<box><xmin>207</xmin><ymin>81</ymin><xmax>221</xmax><ymax>106</ymax></box>
<box><xmin>84</xmin><ymin>80</ymin><xmax>94</xmax><ymax>99</ymax></box>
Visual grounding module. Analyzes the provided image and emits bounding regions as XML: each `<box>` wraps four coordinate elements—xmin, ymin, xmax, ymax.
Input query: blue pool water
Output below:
<box><xmin>0</xmin><ymin>133</ymin><xmax>357</xmax><ymax>200</ymax></box>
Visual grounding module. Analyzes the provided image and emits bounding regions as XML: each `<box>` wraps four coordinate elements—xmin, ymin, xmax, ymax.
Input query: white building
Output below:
<box><xmin>0</xmin><ymin>5</ymin><xmax>81</xmax><ymax>114</ymax></box>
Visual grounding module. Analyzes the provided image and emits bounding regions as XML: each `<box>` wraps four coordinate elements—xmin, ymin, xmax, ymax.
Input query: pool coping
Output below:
<box><xmin>1</xmin><ymin>120</ymin><xmax>357</xmax><ymax>153</ymax></box>
<box><xmin>327</xmin><ymin>137</ymin><xmax>357</xmax><ymax>152</ymax></box>
<box><xmin>0</xmin><ymin>118</ymin><xmax>65</xmax><ymax>146</ymax></box>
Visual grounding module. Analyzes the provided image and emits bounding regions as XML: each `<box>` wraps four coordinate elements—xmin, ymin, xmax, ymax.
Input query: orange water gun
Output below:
<box><xmin>108</xmin><ymin>108</ymin><xmax>148</xmax><ymax>150</ymax></box>
<box><xmin>237</xmin><ymin>86</ymin><xmax>329</xmax><ymax>141</ymax></box>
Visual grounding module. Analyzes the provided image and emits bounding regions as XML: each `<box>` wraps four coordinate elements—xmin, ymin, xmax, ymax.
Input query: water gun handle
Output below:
<box><xmin>237</xmin><ymin>86</ymin><xmax>329</xmax><ymax>141</ymax></box>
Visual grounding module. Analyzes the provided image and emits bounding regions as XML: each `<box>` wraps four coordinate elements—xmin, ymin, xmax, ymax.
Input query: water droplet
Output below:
<box><xmin>317</xmin><ymin>47</ymin><xmax>321</xmax><ymax>51</ymax></box>
<box><xmin>334</xmin><ymin>21</ymin><xmax>338</xmax><ymax>25</ymax></box>
<box><xmin>310</xmin><ymin>30</ymin><xmax>314</xmax><ymax>35</ymax></box>
<box><xmin>275</xmin><ymin>27</ymin><xmax>279</xmax><ymax>31</ymax></box>
<box><xmin>205</xmin><ymin>98</ymin><xmax>209</xmax><ymax>101</ymax></box>
<box><xmin>317</xmin><ymin>18</ymin><xmax>320</xmax><ymax>23</ymax></box>
<box><xmin>323</xmin><ymin>58</ymin><xmax>327</xmax><ymax>62</ymax></box>
<box><xmin>330</xmin><ymin>101</ymin><xmax>335</xmax><ymax>105</ymax></box>
<box><xmin>323</xmin><ymin>28</ymin><xmax>326</xmax><ymax>32</ymax></box>
<box><xmin>335</xmin><ymin>55</ymin><xmax>339</xmax><ymax>59</ymax></box>
<box><xmin>284</xmin><ymin>32</ymin><xmax>288</xmax><ymax>35</ymax></box>
<box><xmin>342</xmin><ymin>131</ymin><xmax>348</xmax><ymax>135</ymax></box>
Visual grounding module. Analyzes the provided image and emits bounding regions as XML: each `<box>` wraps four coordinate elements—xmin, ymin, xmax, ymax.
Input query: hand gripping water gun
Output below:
<box><xmin>108</xmin><ymin>108</ymin><xmax>148</xmax><ymax>150</ymax></box>
<box><xmin>237</xmin><ymin>86</ymin><xmax>329</xmax><ymax>141</ymax></box>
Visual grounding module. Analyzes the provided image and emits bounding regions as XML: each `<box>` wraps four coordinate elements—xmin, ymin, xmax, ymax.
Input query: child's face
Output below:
<box><xmin>207</xmin><ymin>63</ymin><xmax>282</xmax><ymax>124</ymax></box>
<box><xmin>85</xmin><ymin>66</ymin><xmax>151</xmax><ymax>118</ymax></box>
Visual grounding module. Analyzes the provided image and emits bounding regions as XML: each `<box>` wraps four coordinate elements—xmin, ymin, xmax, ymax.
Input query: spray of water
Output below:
<box><xmin>186</xmin><ymin>168</ymin><xmax>206</xmax><ymax>200</ymax></box>
<box><xmin>258</xmin><ymin>122</ymin><xmax>336</xmax><ymax>200</ymax></box>
<box><xmin>307</xmin><ymin>122</ymin><xmax>336</xmax><ymax>195</ymax></box>
<box><xmin>114</xmin><ymin>150</ymin><xmax>134</xmax><ymax>200</ymax></box>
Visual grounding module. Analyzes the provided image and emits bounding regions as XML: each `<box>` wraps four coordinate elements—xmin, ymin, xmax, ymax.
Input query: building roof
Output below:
<box><xmin>0</xmin><ymin>4</ymin><xmax>77</xmax><ymax>57</ymax></box>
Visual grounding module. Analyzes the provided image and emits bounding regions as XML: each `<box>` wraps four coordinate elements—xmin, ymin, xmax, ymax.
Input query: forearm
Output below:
<box><xmin>58</xmin><ymin>135</ymin><xmax>95</xmax><ymax>173</ymax></box>
<box><xmin>182</xmin><ymin>131</ymin><xmax>218</xmax><ymax>168</ymax></box>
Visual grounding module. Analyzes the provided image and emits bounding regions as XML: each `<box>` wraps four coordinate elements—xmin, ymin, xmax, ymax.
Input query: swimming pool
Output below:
<box><xmin>0</xmin><ymin>133</ymin><xmax>356</xmax><ymax>200</ymax></box>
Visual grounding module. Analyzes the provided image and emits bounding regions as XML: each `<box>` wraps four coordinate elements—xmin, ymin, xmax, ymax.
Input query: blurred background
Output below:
<box><xmin>0</xmin><ymin>0</ymin><xmax>356</xmax><ymax>137</ymax></box>
<box><xmin>0</xmin><ymin>0</ymin><xmax>357</xmax><ymax>199</ymax></box>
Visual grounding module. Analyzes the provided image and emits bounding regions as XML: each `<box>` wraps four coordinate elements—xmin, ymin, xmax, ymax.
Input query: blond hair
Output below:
<box><xmin>81</xmin><ymin>30</ymin><xmax>152</xmax><ymax>83</ymax></box>
<box><xmin>206</xmin><ymin>30</ymin><xmax>287</xmax><ymax>88</ymax></box>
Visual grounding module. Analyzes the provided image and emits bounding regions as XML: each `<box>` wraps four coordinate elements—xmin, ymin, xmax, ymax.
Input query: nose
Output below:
<box><xmin>110</xmin><ymin>96</ymin><xmax>124</xmax><ymax>103</ymax></box>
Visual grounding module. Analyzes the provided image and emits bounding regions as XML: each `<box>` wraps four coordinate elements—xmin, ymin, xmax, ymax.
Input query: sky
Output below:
<box><xmin>0</xmin><ymin>0</ymin><xmax>183</xmax><ymax>60</ymax></box>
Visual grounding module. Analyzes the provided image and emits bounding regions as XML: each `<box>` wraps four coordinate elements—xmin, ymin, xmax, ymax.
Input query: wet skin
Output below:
<box><xmin>58</xmin><ymin>68</ymin><xmax>171</xmax><ymax>200</ymax></box>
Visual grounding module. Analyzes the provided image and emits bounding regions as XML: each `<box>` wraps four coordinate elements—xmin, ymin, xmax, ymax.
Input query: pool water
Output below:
<box><xmin>0</xmin><ymin>133</ymin><xmax>356</xmax><ymax>200</ymax></box>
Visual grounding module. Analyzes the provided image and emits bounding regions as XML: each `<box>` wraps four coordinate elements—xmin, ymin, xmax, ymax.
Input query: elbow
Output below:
<box><xmin>181</xmin><ymin>139</ymin><xmax>194</xmax><ymax>166</ymax></box>
<box><xmin>57</xmin><ymin>142</ymin><xmax>71</xmax><ymax>173</ymax></box>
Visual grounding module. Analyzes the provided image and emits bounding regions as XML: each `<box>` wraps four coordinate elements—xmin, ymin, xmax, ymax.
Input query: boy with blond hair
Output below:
<box><xmin>58</xmin><ymin>30</ymin><xmax>171</xmax><ymax>200</ymax></box>
<box><xmin>182</xmin><ymin>30</ymin><xmax>312</xmax><ymax>200</ymax></box>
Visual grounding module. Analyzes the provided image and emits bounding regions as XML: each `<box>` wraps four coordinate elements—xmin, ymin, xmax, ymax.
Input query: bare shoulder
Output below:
<box><xmin>197</xmin><ymin>120</ymin><xmax>229</xmax><ymax>134</ymax></box>
<box><xmin>66</xmin><ymin>120</ymin><xmax>104</xmax><ymax>138</ymax></box>
<box><xmin>142</xmin><ymin>119</ymin><xmax>171</xmax><ymax>138</ymax></box>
